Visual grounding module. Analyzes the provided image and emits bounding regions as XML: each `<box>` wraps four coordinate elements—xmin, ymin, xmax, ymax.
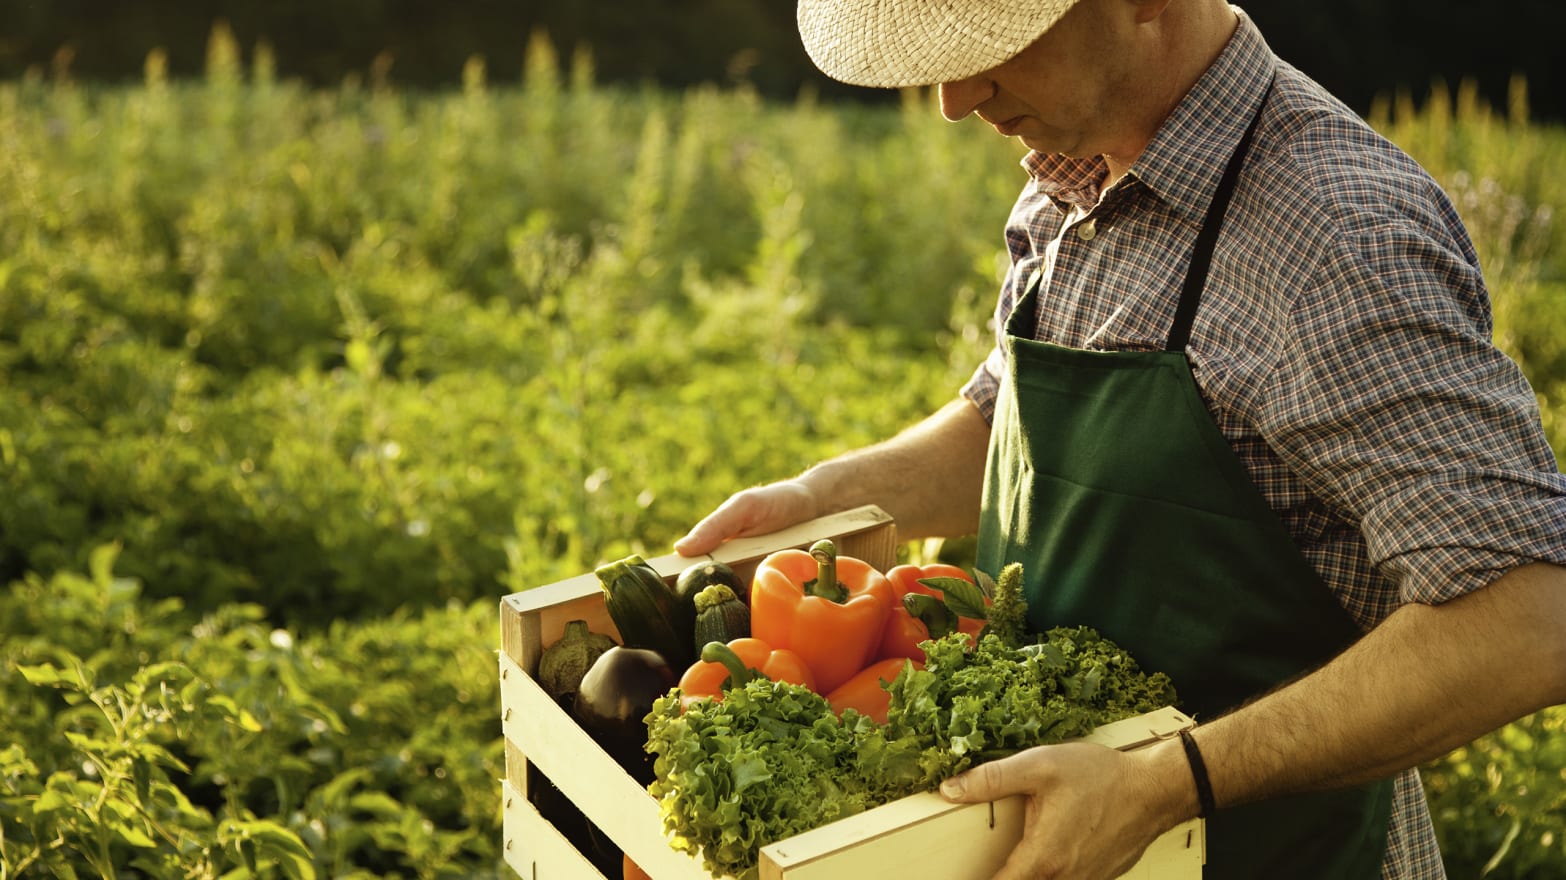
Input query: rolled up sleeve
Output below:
<box><xmin>1259</xmin><ymin>222</ymin><xmax>1566</xmax><ymax>606</ymax></box>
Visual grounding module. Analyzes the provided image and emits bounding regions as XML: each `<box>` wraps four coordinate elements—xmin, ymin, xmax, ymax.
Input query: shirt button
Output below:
<box><xmin>1076</xmin><ymin>219</ymin><xmax>1097</xmax><ymax>241</ymax></box>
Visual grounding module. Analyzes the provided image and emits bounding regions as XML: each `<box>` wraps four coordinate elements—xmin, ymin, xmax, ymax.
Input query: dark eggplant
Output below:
<box><xmin>572</xmin><ymin>646</ymin><xmax>677</xmax><ymax>787</ymax></box>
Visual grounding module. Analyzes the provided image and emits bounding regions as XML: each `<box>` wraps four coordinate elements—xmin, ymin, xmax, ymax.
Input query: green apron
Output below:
<box><xmin>975</xmin><ymin>86</ymin><xmax>1394</xmax><ymax>878</ymax></box>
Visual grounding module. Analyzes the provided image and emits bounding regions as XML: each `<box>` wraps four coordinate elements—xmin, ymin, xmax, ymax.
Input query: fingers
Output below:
<box><xmin>673</xmin><ymin>506</ymin><xmax>741</xmax><ymax>557</ymax></box>
<box><xmin>673</xmin><ymin>481</ymin><xmax>818</xmax><ymax>557</ymax></box>
<box><xmin>941</xmin><ymin>744</ymin><xmax>1158</xmax><ymax>880</ymax></box>
<box><xmin>939</xmin><ymin>750</ymin><xmax>1032</xmax><ymax>804</ymax></box>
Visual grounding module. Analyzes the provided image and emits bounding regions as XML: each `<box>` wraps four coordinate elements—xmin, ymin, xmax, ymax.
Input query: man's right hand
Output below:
<box><xmin>672</xmin><ymin>480</ymin><xmax>821</xmax><ymax>557</ymax></box>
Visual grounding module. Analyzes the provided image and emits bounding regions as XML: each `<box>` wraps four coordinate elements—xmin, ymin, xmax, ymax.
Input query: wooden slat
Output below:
<box><xmin>501</xmin><ymin>778</ymin><xmax>609</xmax><ymax>880</ymax></box>
<box><xmin>762</xmin><ymin>802</ymin><xmax>1201</xmax><ymax>880</ymax></box>
<box><xmin>1124</xmin><ymin>819</ymin><xmax>1205</xmax><ymax>879</ymax></box>
<box><xmin>501</xmin><ymin>582</ymin><xmax>616</xmax><ymax>676</ymax></box>
<box><xmin>1077</xmin><ymin>705</ymin><xmax>1195</xmax><ymax>750</ymax></box>
<box><xmin>501</xmin><ymin>651</ymin><xmax>714</xmax><ymax>879</ymax></box>
<box><xmin>761</xmin><ymin>793</ymin><xmax>1023</xmax><ymax>880</ymax></box>
<box><xmin>705</xmin><ymin>505</ymin><xmax>897</xmax><ymax>574</ymax></box>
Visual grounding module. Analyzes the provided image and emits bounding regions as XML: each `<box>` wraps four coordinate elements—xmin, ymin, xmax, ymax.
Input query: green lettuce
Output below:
<box><xmin>643</xmin><ymin>627</ymin><xmax>1177</xmax><ymax>880</ymax></box>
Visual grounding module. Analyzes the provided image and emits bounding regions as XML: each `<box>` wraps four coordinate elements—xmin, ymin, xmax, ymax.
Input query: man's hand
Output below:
<box><xmin>673</xmin><ymin>480</ymin><xmax>819</xmax><ymax>557</ymax></box>
<box><xmin>938</xmin><ymin>740</ymin><xmax>1195</xmax><ymax>880</ymax></box>
<box><xmin>673</xmin><ymin>398</ymin><xmax>992</xmax><ymax>557</ymax></box>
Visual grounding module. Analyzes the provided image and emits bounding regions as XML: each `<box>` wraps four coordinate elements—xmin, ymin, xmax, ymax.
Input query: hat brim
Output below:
<box><xmin>797</xmin><ymin>0</ymin><xmax>1082</xmax><ymax>88</ymax></box>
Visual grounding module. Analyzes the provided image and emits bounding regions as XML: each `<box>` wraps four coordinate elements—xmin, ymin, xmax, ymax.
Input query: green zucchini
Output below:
<box><xmin>676</xmin><ymin>559</ymin><xmax>748</xmax><ymax>607</ymax></box>
<box><xmin>693</xmin><ymin>584</ymin><xmax>751</xmax><ymax>651</ymax></box>
<box><xmin>594</xmin><ymin>555</ymin><xmax>694</xmax><ymax>668</ymax></box>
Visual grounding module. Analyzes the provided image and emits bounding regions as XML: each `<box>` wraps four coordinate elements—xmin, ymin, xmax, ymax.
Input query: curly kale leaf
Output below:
<box><xmin>646</xmin><ymin>679</ymin><xmax>875</xmax><ymax>880</ymax></box>
<box><xmin>644</xmin><ymin>625</ymin><xmax>1177</xmax><ymax>879</ymax></box>
<box><xmin>884</xmin><ymin>627</ymin><xmax>1179</xmax><ymax>788</ymax></box>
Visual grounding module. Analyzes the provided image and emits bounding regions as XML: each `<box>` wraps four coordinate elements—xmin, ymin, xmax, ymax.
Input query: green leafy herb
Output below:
<box><xmin>884</xmin><ymin>627</ymin><xmax>1179</xmax><ymax>779</ymax></box>
<box><xmin>981</xmin><ymin>562</ymin><xmax>1028</xmax><ymax>648</ymax></box>
<box><xmin>916</xmin><ymin>575</ymin><xmax>989</xmax><ymax>620</ymax></box>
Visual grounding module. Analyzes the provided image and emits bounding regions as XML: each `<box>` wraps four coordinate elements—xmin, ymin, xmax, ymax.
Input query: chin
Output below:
<box><xmin>1018</xmin><ymin>132</ymin><xmax>1070</xmax><ymax>154</ymax></box>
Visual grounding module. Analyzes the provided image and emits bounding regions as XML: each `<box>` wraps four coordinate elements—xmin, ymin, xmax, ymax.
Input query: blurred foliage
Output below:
<box><xmin>1425</xmin><ymin>709</ymin><xmax>1566</xmax><ymax>876</ymax></box>
<box><xmin>0</xmin><ymin>28</ymin><xmax>1002</xmax><ymax>623</ymax></box>
<box><xmin>1</xmin><ymin>545</ymin><xmax>504</xmax><ymax>878</ymax></box>
<box><xmin>0</xmin><ymin>0</ymin><xmax>1561</xmax><ymax>123</ymax></box>
<box><xmin>0</xmin><ymin>29</ymin><xmax>1563</xmax><ymax>877</ymax></box>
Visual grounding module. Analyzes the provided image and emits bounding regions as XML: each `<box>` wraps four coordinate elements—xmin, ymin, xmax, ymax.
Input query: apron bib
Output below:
<box><xmin>975</xmin><ymin>84</ymin><xmax>1393</xmax><ymax>878</ymax></box>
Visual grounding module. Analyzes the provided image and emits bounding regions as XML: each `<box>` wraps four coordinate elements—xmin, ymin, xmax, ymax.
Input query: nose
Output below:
<box><xmin>938</xmin><ymin>76</ymin><xmax>997</xmax><ymax>122</ymax></box>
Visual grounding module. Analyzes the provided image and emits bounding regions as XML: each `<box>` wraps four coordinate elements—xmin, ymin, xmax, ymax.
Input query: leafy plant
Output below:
<box><xmin>1</xmin><ymin>547</ymin><xmax>505</xmax><ymax>878</ymax></box>
<box><xmin>1</xmin><ymin>34</ymin><xmax>1563</xmax><ymax>877</ymax></box>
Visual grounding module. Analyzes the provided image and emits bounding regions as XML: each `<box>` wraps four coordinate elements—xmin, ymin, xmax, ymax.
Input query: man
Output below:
<box><xmin>675</xmin><ymin>0</ymin><xmax>1566</xmax><ymax>877</ymax></box>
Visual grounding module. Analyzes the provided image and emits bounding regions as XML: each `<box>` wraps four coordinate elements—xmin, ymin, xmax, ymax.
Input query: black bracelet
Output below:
<box><xmin>1179</xmin><ymin>729</ymin><xmax>1218</xmax><ymax>818</ymax></box>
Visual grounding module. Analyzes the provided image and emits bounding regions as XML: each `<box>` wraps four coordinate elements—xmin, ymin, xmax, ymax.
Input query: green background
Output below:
<box><xmin>1</xmin><ymin>18</ymin><xmax>1563</xmax><ymax>880</ymax></box>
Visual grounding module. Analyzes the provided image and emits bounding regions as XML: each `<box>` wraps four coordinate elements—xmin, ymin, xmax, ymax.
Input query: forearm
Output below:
<box><xmin>1144</xmin><ymin>562</ymin><xmax>1566</xmax><ymax>821</ymax></box>
<box><xmin>795</xmin><ymin>396</ymin><xmax>991</xmax><ymax>540</ymax></box>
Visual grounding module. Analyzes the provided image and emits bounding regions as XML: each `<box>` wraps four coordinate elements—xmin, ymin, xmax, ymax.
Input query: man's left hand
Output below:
<box><xmin>938</xmin><ymin>740</ymin><xmax>1190</xmax><ymax>880</ymax></box>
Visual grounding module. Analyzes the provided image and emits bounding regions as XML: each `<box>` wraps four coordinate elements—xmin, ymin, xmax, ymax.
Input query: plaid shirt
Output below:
<box><xmin>961</xmin><ymin>11</ymin><xmax>1566</xmax><ymax>879</ymax></box>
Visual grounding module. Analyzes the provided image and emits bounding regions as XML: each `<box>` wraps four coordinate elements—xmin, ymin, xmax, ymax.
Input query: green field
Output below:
<box><xmin>2</xmin><ymin>31</ymin><xmax>1564</xmax><ymax>878</ymax></box>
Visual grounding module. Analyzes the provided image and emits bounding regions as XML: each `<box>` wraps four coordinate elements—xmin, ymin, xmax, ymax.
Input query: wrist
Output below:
<box><xmin>780</xmin><ymin>475</ymin><xmax>827</xmax><ymax>520</ymax></box>
<box><xmin>1179</xmin><ymin>728</ymin><xmax>1218</xmax><ymax>817</ymax></box>
<box><xmin>1134</xmin><ymin>735</ymin><xmax>1205</xmax><ymax>827</ymax></box>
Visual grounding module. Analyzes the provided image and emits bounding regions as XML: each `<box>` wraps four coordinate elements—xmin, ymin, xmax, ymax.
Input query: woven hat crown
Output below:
<box><xmin>797</xmin><ymin>0</ymin><xmax>1085</xmax><ymax>88</ymax></box>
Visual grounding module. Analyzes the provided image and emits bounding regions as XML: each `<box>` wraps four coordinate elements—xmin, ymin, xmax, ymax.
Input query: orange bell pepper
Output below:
<box><xmin>877</xmin><ymin>563</ymin><xmax>988</xmax><ymax>662</ymax></box>
<box><xmin>677</xmin><ymin>638</ymin><xmax>816</xmax><ymax>710</ymax></box>
<box><xmin>825</xmin><ymin>657</ymin><xmax>921</xmax><ymax>725</ymax></box>
<box><xmin>750</xmin><ymin>539</ymin><xmax>894</xmax><ymax>694</ymax></box>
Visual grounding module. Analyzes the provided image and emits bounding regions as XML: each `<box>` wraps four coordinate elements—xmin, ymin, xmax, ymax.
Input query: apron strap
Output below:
<box><xmin>1165</xmin><ymin>78</ymin><xmax>1275</xmax><ymax>353</ymax></box>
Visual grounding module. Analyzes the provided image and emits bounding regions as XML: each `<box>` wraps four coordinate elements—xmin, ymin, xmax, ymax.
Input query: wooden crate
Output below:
<box><xmin>499</xmin><ymin>505</ymin><xmax>1204</xmax><ymax>880</ymax></box>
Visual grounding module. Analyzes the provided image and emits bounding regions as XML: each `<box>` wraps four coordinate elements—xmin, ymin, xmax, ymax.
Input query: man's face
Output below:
<box><xmin>938</xmin><ymin>0</ymin><xmax>1131</xmax><ymax>158</ymax></box>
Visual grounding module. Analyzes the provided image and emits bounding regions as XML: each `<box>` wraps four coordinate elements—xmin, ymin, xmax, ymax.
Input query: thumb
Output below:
<box><xmin>939</xmin><ymin>757</ymin><xmax>1020</xmax><ymax>804</ymax></box>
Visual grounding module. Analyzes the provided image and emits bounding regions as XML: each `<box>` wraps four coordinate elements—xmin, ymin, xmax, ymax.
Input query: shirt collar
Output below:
<box><xmin>1021</xmin><ymin>8</ymin><xmax>1278</xmax><ymax>223</ymax></box>
<box><xmin>1023</xmin><ymin>152</ymin><xmax>1109</xmax><ymax>215</ymax></box>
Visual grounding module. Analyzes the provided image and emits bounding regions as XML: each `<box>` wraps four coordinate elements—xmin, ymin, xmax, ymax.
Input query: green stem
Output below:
<box><xmin>694</xmin><ymin>584</ymin><xmax>739</xmax><ymax>614</ymax></box>
<box><xmin>805</xmin><ymin>539</ymin><xmax>848</xmax><ymax>603</ymax></box>
<box><xmin>904</xmin><ymin>593</ymin><xmax>958</xmax><ymax>639</ymax></box>
<box><xmin>593</xmin><ymin>556</ymin><xmax>644</xmax><ymax>594</ymax></box>
<box><xmin>700</xmin><ymin>641</ymin><xmax>758</xmax><ymax>690</ymax></box>
<box><xmin>594</xmin><ymin>556</ymin><xmax>661</xmax><ymax>611</ymax></box>
<box><xmin>94</xmin><ymin>825</ymin><xmax>118</xmax><ymax>880</ymax></box>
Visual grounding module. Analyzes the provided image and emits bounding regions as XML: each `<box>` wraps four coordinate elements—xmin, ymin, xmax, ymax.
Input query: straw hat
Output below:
<box><xmin>797</xmin><ymin>0</ymin><xmax>1085</xmax><ymax>88</ymax></box>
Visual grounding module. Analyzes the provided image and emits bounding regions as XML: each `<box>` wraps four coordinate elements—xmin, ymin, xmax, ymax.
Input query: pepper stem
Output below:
<box><xmin>904</xmin><ymin>594</ymin><xmax>958</xmax><ymax>639</ymax></box>
<box><xmin>804</xmin><ymin>539</ymin><xmax>849</xmax><ymax>603</ymax></box>
<box><xmin>700</xmin><ymin>641</ymin><xmax>758</xmax><ymax>690</ymax></box>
